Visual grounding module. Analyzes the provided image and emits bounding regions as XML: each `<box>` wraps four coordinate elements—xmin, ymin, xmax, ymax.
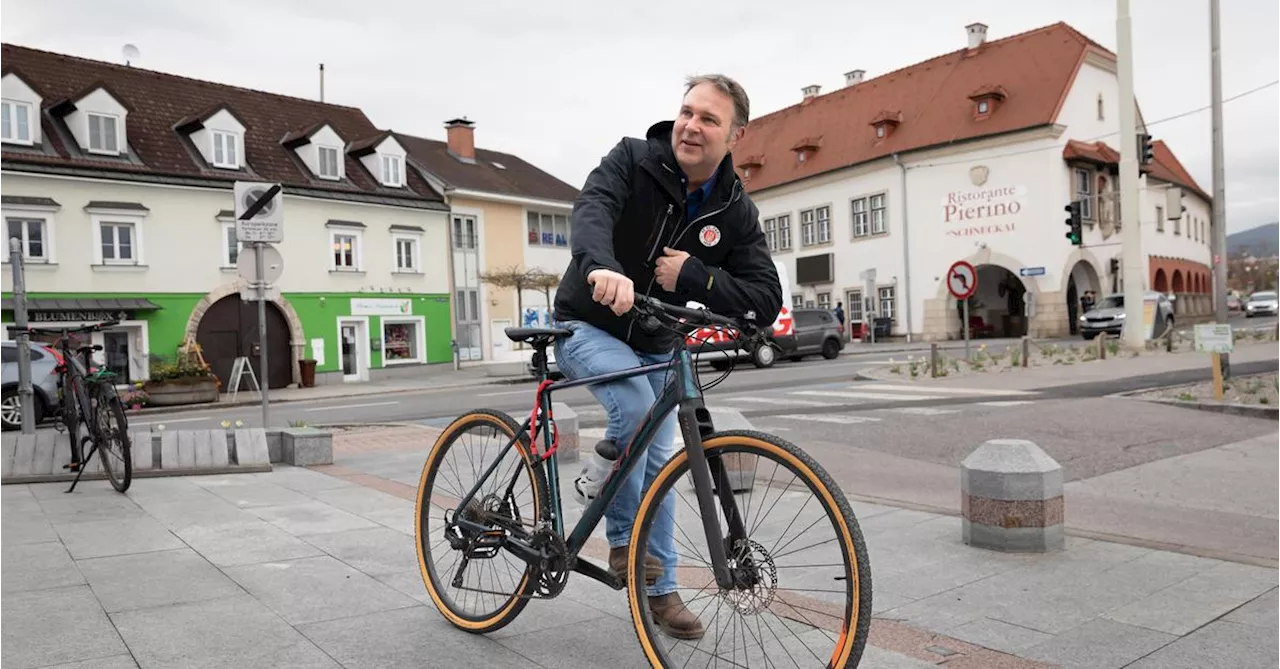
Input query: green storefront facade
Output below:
<box><xmin>2</xmin><ymin>289</ymin><xmax>453</xmax><ymax>389</ymax></box>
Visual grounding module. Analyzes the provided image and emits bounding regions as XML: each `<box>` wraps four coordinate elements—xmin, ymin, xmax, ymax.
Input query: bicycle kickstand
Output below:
<box><xmin>66</xmin><ymin>435</ymin><xmax>97</xmax><ymax>493</ymax></box>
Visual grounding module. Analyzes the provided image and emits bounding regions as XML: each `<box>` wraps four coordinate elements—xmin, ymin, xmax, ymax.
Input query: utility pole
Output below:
<box><xmin>1210</xmin><ymin>0</ymin><xmax>1230</xmax><ymax>378</ymax></box>
<box><xmin>1117</xmin><ymin>0</ymin><xmax>1145</xmax><ymax>350</ymax></box>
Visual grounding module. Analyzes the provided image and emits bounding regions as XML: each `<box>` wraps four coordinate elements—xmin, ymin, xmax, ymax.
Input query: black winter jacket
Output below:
<box><xmin>553</xmin><ymin>121</ymin><xmax>783</xmax><ymax>354</ymax></box>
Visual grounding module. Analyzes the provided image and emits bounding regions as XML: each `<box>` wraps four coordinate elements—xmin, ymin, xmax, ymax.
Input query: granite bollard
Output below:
<box><xmin>960</xmin><ymin>439</ymin><xmax>1064</xmax><ymax>552</ymax></box>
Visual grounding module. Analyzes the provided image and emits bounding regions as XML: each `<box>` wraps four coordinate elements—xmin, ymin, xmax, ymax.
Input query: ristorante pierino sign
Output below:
<box><xmin>942</xmin><ymin>185</ymin><xmax>1025</xmax><ymax>237</ymax></box>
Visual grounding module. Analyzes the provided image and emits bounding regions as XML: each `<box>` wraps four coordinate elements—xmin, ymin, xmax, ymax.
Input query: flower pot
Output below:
<box><xmin>143</xmin><ymin>378</ymin><xmax>219</xmax><ymax>406</ymax></box>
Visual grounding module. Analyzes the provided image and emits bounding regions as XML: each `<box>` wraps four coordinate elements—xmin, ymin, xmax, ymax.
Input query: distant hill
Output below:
<box><xmin>1228</xmin><ymin>223</ymin><xmax>1278</xmax><ymax>257</ymax></box>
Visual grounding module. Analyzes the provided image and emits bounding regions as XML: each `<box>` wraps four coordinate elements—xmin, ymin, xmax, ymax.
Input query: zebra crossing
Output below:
<box><xmin>719</xmin><ymin>381</ymin><xmax>1039</xmax><ymax>425</ymax></box>
<box><xmin>569</xmin><ymin>381</ymin><xmax>1039</xmax><ymax>426</ymax></box>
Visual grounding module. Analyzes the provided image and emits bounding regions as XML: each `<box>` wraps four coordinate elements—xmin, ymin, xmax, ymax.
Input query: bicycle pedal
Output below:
<box><xmin>63</xmin><ymin>462</ymin><xmax>81</xmax><ymax>471</ymax></box>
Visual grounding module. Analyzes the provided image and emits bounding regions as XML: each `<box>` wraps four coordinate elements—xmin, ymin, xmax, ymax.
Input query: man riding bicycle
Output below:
<box><xmin>551</xmin><ymin>73</ymin><xmax>782</xmax><ymax>639</ymax></box>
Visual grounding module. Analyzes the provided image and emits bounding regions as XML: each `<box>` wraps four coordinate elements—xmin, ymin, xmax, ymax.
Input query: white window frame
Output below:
<box><xmin>846</xmin><ymin>290</ymin><xmax>864</xmax><ymax>324</ymax></box>
<box><xmin>380</xmin><ymin>315</ymin><xmax>427</xmax><ymax>366</ymax></box>
<box><xmin>330</xmin><ymin>228</ymin><xmax>363</xmax><ymax>271</ymax></box>
<box><xmin>88</xmin><ymin>208</ymin><xmax>146</xmax><ymax>267</ymax></box>
<box><xmin>393</xmin><ymin>233</ymin><xmax>421</xmax><ymax>272</ymax></box>
<box><xmin>318</xmin><ymin>145</ymin><xmax>341</xmax><ymax>180</ymax></box>
<box><xmin>1074</xmin><ymin>168</ymin><xmax>1094</xmax><ymax>220</ymax></box>
<box><xmin>1155</xmin><ymin>205</ymin><xmax>1165</xmax><ymax>233</ymax></box>
<box><xmin>762</xmin><ymin>217</ymin><xmax>778</xmax><ymax>252</ymax></box>
<box><xmin>870</xmin><ymin>193</ymin><xmax>887</xmax><ymax>235</ymax></box>
<box><xmin>814</xmin><ymin>205</ymin><xmax>831</xmax><ymax>244</ymax></box>
<box><xmin>777</xmin><ymin>214</ymin><xmax>792</xmax><ymax>250</ymax></box>
<box><xmin>1</xmin><ymin>99</ymin><xmax>34</xmax><ymax>145</ymax></box>
<box><xmin>87</xmin><ymin>112</ymin><xmax>121</xmax><ymax>155</ymax></box>
<box><xmin>4</xmin><ymin>216</ymin><xmax>51</xmax><ymax>263</ymax></box>
<box><xmin>878</xmin><ymin>286</ymin><xmax>896</xmax><ymax>321</ymax></box>
<box><xmin>98</xmin><ymin>221</ymin><xmax>138</xmax><ymax>265</ymax></box>
<box><xmin>211</xmin><ymin>130</ymin><xmax>240</xmax><ymax>169</ymax></box>
<box><xmin>817</xmin><ymin>292</ymin><xmax>831</xmax><ymax>310</ymax></box>
<box><xmin>219</xmin><ymin>219</ymin><xmax>241</xmax><ymax>268</ymax></box>
<box><xmin>527</xmin><ymin>211</ymin><xmax>570</xmax><ymax>248</ymax></box>
<box><xmin>453</xmin><ymin>215</ymin><xmax>478</xmax><ymax>250</ymax></box>
<box><xmin>380</xmin><ymin>154</ymin><xmax>403</xmax><ymax>187</ymax></box>
<box><xmin>799</xmin><ymin>209</ymin><xmax>816</xmax><ymax>247</ymax></box>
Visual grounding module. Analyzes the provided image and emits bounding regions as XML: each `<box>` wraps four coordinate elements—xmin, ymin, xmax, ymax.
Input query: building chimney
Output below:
<box><xmin>966</xmin><ymin>22</ymin><xmax>988</xmax><ymax>49</ymax></box>
<box><xmin>444</xmin><ymin>117</ymin><xmax>476</xmax><ymax>160</ymax></box>
<box><xmin>844</xmin><ymin>69</ymin><xmax>865</xmax><ymax>87</ymax></box>
<box><xmin>802</xmin><ymin>84</ymin><xmax>821</xmax><ymax>100</ymax></box>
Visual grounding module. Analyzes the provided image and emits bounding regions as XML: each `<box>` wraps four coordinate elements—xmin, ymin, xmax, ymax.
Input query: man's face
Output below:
<box><xmin>672</xmin><ymin>82</ymin><xmax>744</xmax><ymax>176</ymax></box>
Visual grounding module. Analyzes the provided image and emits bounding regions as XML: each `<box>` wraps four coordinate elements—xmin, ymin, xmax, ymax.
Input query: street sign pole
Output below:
<box><xmin>256</xmin><ymin>241</ymin><xmax>270</xmax><ymax>427</ymax></box>
<box><xmin>946</xmin><ymin>260</ymin><xmax>978</xmax><ymax>362</ymax></box>
<box><xmin>962</xmin><ymin>298</ymin><xmax>971</xmax><ymax>362</ymax></box>
<box><xmin>234</xmin><ymin>181</ymin><xmax>284</xmax><ymax>428</ymax></box>
<box><xmin>9</xmin><ymin>238</ymin><xmax>35</xmax><ymax>434</ymax></box>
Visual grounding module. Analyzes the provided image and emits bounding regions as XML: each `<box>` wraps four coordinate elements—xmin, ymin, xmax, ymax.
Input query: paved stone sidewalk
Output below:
<box><xmin>3</xmin><ymin>428</ymin><xmax>1276</xmax><ymax>668</ymax></box>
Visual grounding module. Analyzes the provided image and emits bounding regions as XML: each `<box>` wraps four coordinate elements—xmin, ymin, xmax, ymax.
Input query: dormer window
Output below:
<box><xmin>88</xmin><ymin>112</ymin><xmax>119</xmax><ymax>154</ymax></box>
<box><xmin>1</xmin><ymin>100</ymin><xmax>33</xmax><ymax>145</ymax></box>
<box><xmin>869</xmin><ymin>111</ymin><xmax>901</xmax><ymax>141</ymax></box>
<box><xmin>212</xmin><ymin>130</ymin><xmax>240</xmax><ymax>168</ymax></box>
<box><xmin>348</xmin><ymin>132</ymin><xmax>407</xmax><ymax>188</ymax></box>
<box><xmin>381</xmin><ymin>154</ymin><xmax>403</xmax><ymax>187</ymax></box>
<box><xmin>318</xmin><ymin>145</ymin><xmax>341</xmax><ymax>179</ymax></box>
<box><xmin>968</xmin><ymin>85</ymin><xmax>1008</xmax><ymax>120</ymax></box>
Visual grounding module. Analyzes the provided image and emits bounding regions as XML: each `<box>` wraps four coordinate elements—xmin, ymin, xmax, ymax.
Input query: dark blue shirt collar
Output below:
<box><xmin>680</xmin><ymin>169</ymin><xmax>718</xmax><ymax>220</ymax></box>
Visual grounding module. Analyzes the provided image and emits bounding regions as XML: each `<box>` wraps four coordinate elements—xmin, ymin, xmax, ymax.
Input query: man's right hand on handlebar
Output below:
<box><xmin>587</xmin><ymin>269</ymin><xmax>635</xmax><ymax>316</ymax></box>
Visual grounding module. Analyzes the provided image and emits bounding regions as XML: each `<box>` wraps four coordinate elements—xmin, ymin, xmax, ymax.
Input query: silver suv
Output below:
<box><xmin>1</xmin><ymin>340</ymin><xmax>62</xmax><ymax>431</ymax></box>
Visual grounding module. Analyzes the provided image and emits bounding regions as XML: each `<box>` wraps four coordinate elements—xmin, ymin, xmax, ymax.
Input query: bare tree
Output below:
<box><xmin>478</xmin><ymin>266</ymin><xmax>562</xmax><ymax>346</ymax></box>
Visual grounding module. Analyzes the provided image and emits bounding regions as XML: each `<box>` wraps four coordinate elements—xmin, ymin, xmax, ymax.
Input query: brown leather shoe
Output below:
<box><xmin>648</xmin><ymin>592</ymin><xmax>705</xmax><ymax>640</ymax></box>
<box><xmin>609</xmin><ymin>546</ymin><xmax>662</xmax><ymax>586</ymax></box>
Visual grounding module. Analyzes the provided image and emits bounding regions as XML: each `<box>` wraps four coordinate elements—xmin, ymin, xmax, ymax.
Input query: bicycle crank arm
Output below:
<box><xmin>678</xmin><ymin>404</ymin><xmax>734</xmax><ymax>590</ymax></box>
<box><xmin>572</xmin><ymin>555</ymin><xmax>624</xmax><ymax>591</ymax></box>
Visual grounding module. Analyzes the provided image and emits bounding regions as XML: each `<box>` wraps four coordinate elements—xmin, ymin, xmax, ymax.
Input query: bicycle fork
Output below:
<box><xmin>677</xmin><ymin>400</ymin><xmax>749</xmax><ymax>591</ymax></box>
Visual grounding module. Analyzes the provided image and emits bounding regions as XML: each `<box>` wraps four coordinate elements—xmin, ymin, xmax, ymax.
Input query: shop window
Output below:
<box><xmin>382</xmin><ymin>317</ymin><xmax>424</xmax><ymax>364</ymax></box>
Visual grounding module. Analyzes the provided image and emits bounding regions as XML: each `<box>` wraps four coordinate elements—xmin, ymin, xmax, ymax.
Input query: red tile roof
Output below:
<box><xmin>1062</xmin><ymin>138</ymin><xmax>1210</xmax><ymax>202</ymax></box>
<box><xmin>395</xmin><ymin>132</ymin><xmax>579</xmax><ymax>203</ymax></box>
<box><xmin>732</xmin><ymin>22</ymin><xmax>1113</xmax><ymax>193</ymax></box>
<box><xmin>1</xmin><ymin>43</ymin><xmax>444</xmax><ymax>208</ymax></box>
<box><xmin>1148</xmin><ymin>140</ymin><xmax>1209</xmax><ymax>201</ymax></box>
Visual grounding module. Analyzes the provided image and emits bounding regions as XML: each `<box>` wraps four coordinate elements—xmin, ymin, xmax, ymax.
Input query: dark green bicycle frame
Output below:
<box><xmin>449</xmin><ymin>343</ymin><xmax>750</xmax><ymax>590</ymax></box>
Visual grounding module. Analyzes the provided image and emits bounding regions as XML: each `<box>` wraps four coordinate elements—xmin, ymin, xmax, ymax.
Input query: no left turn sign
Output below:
<box><xmin>947</xmin><ymin>260</ymin><xmax>977</xmax><ymax>300</ymax></box>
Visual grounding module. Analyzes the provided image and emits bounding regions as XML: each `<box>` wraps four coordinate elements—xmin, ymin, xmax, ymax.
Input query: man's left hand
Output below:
<box><xmin>655</xmin><ymin>247</ymin><xmax>689</xmax><ymax>291</ymax></box>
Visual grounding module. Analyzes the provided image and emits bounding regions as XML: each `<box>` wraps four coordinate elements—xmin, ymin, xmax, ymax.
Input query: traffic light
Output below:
<box><xmin>1138</xmin><ymin>132</ymin><xmax>1154</xmax><ymax>165</ymax></box>
<box><xmin>1064</xmin><ymin>200</ymin><xmax>1083</xmax><ymax>246</ymax></box>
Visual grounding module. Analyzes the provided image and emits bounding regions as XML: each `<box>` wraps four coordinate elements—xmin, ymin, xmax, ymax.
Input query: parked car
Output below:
<box><xmin>1</xmin><ymin>340</ymin><xmax>63</xmax><ymax>431</ymax></box>
<box><xmin>1227</xmin><ymin>295</ymin><xmax>1242</xmax><ymax>311</ymax></box>
<box><xmin>1078</xmin><ymin>291</ymin><xmax>1175</xmax><ymax>340</ymax></box>
<box><xmin>1244</xmin><ymin>291</ymin><xmax>1278</xmax><ymax>318</ymax></box>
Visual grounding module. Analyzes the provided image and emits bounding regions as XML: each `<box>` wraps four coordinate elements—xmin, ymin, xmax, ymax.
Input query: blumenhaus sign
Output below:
<box><xmin>942</xmin><ymin>185</ymin><xmax>1026</xmax><ymax>238</ymax></box>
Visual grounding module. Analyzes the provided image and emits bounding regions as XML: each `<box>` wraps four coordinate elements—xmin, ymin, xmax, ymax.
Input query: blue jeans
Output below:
<box><xmin>553</xmin><ymin>319</ymin><xmax>680</xmax><ymax>597</ymax></box>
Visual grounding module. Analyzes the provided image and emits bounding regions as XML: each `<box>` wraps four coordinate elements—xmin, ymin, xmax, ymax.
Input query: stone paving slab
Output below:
<box><xmin>3</xmin><ymin>451</ymin><xmax>1277</xmax><ymax>668</ymax></box>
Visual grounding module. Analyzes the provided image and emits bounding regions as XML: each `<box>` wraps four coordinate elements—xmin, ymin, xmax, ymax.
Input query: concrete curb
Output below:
<box><xmin>124</xmin><ymin>374</ymin><xmax>533</xmax><ymax>417</ymax></box>
<box><xmin>1135</xmin><ymin>397</ymin><xmax>1278</xmax><ymax>420</ymax></box>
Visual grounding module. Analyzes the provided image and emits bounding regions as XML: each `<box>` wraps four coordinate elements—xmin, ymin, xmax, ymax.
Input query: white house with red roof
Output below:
<box><xmin>732</xmin><ymin>21</ymin><xmax>1213</xmax><ymax>341</ymax></box>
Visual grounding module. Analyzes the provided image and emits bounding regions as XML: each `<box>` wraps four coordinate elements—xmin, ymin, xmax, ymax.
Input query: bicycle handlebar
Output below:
<box><xmin>6</xmin><ymin>320</ymin><xmax>121</xmax><ymax>338</ymax></box>
<box><xmin>630</xmin><ymin>295</ymin><xmax>763</xmax><ymax>340</ymax></box>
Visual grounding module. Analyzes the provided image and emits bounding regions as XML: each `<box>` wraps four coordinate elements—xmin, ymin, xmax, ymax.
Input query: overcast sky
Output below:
<box><xmin>3</xmin><ymin>0</ymin><xmax>1276</xmax><ymax>233</ymax></box>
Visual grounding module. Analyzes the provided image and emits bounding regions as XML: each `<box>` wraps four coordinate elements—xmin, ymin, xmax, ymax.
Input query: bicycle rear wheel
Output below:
<box><xmin>629</xmin><ymin>430</ymin><xmax>871</xmax><ymax>668</ymax></box>
<box><xmin>415</xmin><ymin>409</ymin><xmax>549</xmax><ymax>634</ymax></box>
<box><xmin>91</xmin><ymin>383</ymin><xmax>132</xmax><ymax>492</ymax></box>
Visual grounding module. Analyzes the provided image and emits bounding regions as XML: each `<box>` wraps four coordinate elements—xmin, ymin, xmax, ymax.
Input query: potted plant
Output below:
<box><xmin>143</xmin><ymin>337</ymin><xmax>220</xmax><ymax>406</ymax></box>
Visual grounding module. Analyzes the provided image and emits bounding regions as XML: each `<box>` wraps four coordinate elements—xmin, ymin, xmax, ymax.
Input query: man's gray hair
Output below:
<box><xmin>685</xmin><ymin>74</ymin><xmax>750</xmax><ymax>130</ymax></box>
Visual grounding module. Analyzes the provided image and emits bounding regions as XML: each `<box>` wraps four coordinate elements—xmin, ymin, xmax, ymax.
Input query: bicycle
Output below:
<box><xmin>414</xmin><ymin>295</ymin><xmax>872</xmax><ymax>667</ymax></box>
<box><xmin>8</xmin><ymin>320</ymin><xmax>133</xmax><ymax>493</ymax></box>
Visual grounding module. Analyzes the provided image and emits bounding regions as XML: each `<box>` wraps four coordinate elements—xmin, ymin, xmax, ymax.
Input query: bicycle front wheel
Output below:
<box><xmin>629</xmin><ymin>430</ymin><xmax>872</xmax><ymax>668</ymax></box>
<box><xmin>91</xmin><ymin>383</ymin><xmax>132</xmax><ymax>492</ymax></box>
<box><xmin>415</xmin><ymin>409</ymin><xmax>549</xmax><ymax>634</ymax></box>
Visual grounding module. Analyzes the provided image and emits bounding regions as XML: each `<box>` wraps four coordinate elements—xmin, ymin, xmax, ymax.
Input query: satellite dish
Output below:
<box><xmin>122</xmin><ymin>44</ymin><xmax>140</xmax><ymax>66</ymax></box>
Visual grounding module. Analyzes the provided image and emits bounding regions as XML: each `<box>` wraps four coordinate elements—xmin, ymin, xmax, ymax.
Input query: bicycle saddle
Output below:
<box><xmin>504</xmin><ymin>327</ymin><xmax>572</xmax><ymax>348</ymax></box>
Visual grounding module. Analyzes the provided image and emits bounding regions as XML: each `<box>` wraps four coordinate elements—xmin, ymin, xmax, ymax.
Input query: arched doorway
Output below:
<box><xmin>196</xmin><ymin>295</ymin><xmax>292</xmax><ymax>390</ymax></box>
<box><xmin>1066</xmin><ymin>260</ymin><xmax>1103</xmax><ymax>335</ymax></box>
<box><xmin>1153</xmin><ymin>268</ymin><xmax>1169</xmax><ymax>294</ymax></box>
<box><xmin>960</xmin><ymin>264</ymin><xmax>1028</xmax><ymax>338</ymax></box>
<box><xmin>1171</xmin><ymin>270</ymin><xmax>1185</xmax><ymax>294</ymax></box>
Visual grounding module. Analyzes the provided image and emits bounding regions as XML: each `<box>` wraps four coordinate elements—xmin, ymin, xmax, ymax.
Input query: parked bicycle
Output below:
<box><xmin>414</xmin><ymin>295</ymin><xmax>871</xmax><ymax>667</ymax></box>
<box><xmin>7</xmin><ymin>321</ymin><xmax>133</xmax><ymax>493</ymax></box>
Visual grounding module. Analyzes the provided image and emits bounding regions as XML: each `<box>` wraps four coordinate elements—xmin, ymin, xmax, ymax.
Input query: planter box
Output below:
<box><xmin>144</xmin><ymin>378</ymin><xmax>219</xmax><ymax>406</ymax></box>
